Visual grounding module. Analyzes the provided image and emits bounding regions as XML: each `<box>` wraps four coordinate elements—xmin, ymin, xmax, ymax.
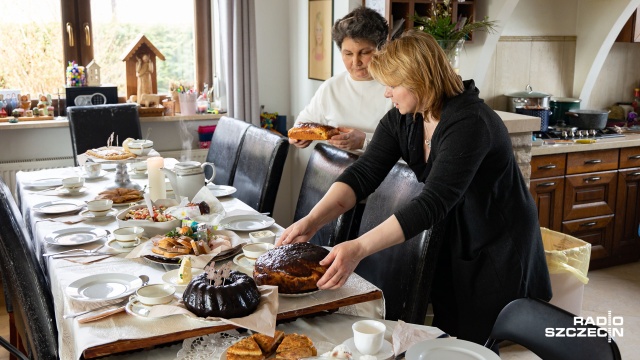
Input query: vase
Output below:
<box><xmin>437</xmin><ymin>39</ymin><xmax>465</xmax><ymax>74</ymax></box>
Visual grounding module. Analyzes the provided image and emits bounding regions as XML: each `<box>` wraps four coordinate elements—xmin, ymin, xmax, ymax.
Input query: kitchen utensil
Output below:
<box><xmin>161</xmin><ymin>161</ymin><xmax>215</xmax><ymax>201</ymax></box>
<box><xmin>505</xmin><ymin>85</ymin><xmax>552</xmax><ymax>113</ymax></box>
<box><xmin>44</xmin><ymin>244</ymin><xmax>105</xmax><ymax>257</ymax></box>
<box><xmin>566</xmin><ymin>109</ymin><xmax>609</xmax><ymax>130</ymax></box>
<box><xmin>550</xmin><ymin>97</ymin><xmax>581</xmax><ymax>126</ymax></box>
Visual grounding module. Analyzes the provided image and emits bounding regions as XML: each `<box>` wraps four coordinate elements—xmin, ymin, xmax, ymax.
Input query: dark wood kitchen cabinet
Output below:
<box><xmin>616</xmin><ymin>7</ymin><xmax>640</xmax><ymax>43</ymax></box>
<box><xmin>530</xmin><ymin>148</ymin><xmax>640</xmax><ymax>269</ymax></box>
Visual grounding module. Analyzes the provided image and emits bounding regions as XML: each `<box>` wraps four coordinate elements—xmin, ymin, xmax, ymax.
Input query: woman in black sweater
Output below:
<box><xmin>278</xmin><ymin>30</ymin><xmax>552</xmax><ymax>345</ymax></box>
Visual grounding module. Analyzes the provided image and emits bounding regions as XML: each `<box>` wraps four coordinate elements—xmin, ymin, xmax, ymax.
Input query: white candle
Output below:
<box><xmin>147</xmin><ymin>156</ymin><xmax>166</xmax><ymax>201</ymax></box>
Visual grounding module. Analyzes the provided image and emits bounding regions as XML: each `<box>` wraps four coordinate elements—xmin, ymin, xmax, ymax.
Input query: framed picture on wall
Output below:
<box><xmin>308</xmin><ymin>0</ymin><xmax>333</xmax><ymax>81</ymax></box>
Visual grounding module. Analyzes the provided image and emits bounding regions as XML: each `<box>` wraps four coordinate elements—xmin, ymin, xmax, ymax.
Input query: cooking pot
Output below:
<box><xmin>516</xmin><ymin>108</ymin><xmax>552</xmax><ymax>132</ymax></box>
<box><xmin>566</xmin><ymin>109</ymin><xmax>609</xmax><ymax>130</ymax></box>
<box><xmin>505</xmin><ymin>85</ymin><xmax>552</xmax><ymax>113</ymax></box>
<box><xmin>549</xmin><ymin>97</ymin><xmax>581</xmax><ymax>126</ymax></box>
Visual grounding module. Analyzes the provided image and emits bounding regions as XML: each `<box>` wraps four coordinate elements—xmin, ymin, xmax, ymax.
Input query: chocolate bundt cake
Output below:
<box><xmin>253</xmin><ymin>242</ymin><xmax>329</xmax><ymax>294</ymax></box>
<box><xmin>182</xmin><ymin>270</ymin><xmax>261</xmax><ymax>318</ymax></box>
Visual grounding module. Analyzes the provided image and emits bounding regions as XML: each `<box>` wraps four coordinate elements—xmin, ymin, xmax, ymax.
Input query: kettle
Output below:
<box><xmin>161</xmin><ymin>161</ymin><xmax>215</xmax><ymax>201</ymax></box>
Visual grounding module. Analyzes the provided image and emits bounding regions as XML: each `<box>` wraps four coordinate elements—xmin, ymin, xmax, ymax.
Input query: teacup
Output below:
<box><xmin>135</xmin><ymin>284</ymin><xmax>175</xmax><ymax>305</ymax></box>
<box><xmin>86</xmin><ymin>199</ymin><xmax>113</xmax><ymax>217</ymax></box>
<box><xmin>128</xmin><ymin>140</ymin><xmax>153</xmax><ymax>156</ymax></box>
<box><xmin>249</xmin><ymin>230</ymin><xmax>276</xmax><ymax>244</ymax></box>
<box><xmin>242</xmin><ymin>243</ymin><xmax>275</xmax><ymax>263</ymax></box>
<box><xmin>62</xmin><ymin>176</ymin><xmax>84</xmax><ymax>193</ymax></box>
<box><xmin>113</xmin><ymin>226</ymin><xmax>145</xmax><ymax>248</ymax></box>
<box><xmin>84</xmin><ymin>162</ymin><xmax>102</xmax><ymax>177</ymax></box>
<box><xmin>352</xmin><ymin>320</ymin><xmax>386</xmax><ymax>355</ymax></box>
<box><xmin>129</xmin><ymin>161</ymin><xmax>147</xmax><ymax>175</ymax></box>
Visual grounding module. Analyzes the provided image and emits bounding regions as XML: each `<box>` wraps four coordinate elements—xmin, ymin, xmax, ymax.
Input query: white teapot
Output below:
<box><xmin>161</xmin><ymin>161</ymin><xmax>215</xmax><ymax>201</ymax></box>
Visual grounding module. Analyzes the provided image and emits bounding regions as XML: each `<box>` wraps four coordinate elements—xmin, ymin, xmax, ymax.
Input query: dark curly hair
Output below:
<box><xmin>332</xmin><ymin>6</ymin><xmax>388</xmax><ymax>50</ymax></box>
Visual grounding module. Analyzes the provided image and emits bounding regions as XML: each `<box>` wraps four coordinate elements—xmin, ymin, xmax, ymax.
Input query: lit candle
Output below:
<box><xmin>147</xmin><ymin>156</ymin><xmax>166</xmax><ymax>201</ymax></box>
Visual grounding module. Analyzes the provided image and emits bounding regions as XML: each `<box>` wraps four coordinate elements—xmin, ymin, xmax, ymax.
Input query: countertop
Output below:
<box><xmin>0</xmin><ymin>113</ymin><xmax>222</xmax><ymax>130</ymax></box>
<box><xmin>532</xmin><ymin>132</ymin><xmax>640</xmax><ymax>156</ymax></box>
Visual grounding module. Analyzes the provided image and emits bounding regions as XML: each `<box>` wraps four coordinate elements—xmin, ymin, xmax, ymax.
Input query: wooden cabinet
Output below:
<box><xmin>616</xmin><ymin>8</ymin><xmax>640</xmax><ymax>43</ymax></box>
<box><xmin>531</xmin><ymin>148</ymin><xmax>640</xmax><ymax>269</ymax></box>
<box><xmin>386</xmin><ymin>0</ymin><xmax>476</xmax><ymax>41</ymax></box>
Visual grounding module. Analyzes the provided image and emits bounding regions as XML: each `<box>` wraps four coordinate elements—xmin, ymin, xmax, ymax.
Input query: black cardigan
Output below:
<box><xmin>337</xmin><ymin>80</ymin><xmax>552</xmax><ymax>343</ymax></box>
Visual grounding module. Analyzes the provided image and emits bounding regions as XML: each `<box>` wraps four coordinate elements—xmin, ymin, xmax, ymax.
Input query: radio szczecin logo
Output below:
<box><xmin>545</xmin><ymin>311</ymin><xmax>623</xmax><ymax>343</ymax></box>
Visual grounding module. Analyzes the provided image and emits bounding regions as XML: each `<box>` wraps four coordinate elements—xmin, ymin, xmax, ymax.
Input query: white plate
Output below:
<box><xmin>82</xmin><ymin>170</ymin><xmax>108</xmax><ymax>180</ymax></box>
<box><xmin>233</xmin><ymin>254</ymin><xmax>255</xmax><ymax>270</ymax></box>
<box><xmin>55</xmin><ymin>186</ymin><xmax>88</xmax><ymax>196</ymax></box>
<box><xmin>406</xmin><ymin>338</ymin><xmax>500</xmax><ymax>360</ymax></box>
<box><xmin>162</xmin><ymin>268</ymin><xmax>205</xmax><ymax>291</ymax></box>
<box><xmin>124</xmin><ymin>296</ymin><xmax>180</xmax><ymax>319</ymax></box>
<box><xmin>33</xmin><ymin>200</ymin><xmax>84</xmax><ymax>215</ymax></box>
<box><xmin>342</xmin><ymin>338</ymin><xmax>394</xmax><ymax>360</ymax></box>
<box><xmin>128</xmin><ymin>171</ymin><xmax>148</xmax><ymax>179</ymax></box>
<box><xmin>279</xmin><ymin>289</ymin><xmax>321</xmax><ymax>298</ymax></box>
<box><xmin>79</xmin><ymin>208</ymin><xmax>118</xmax><ymax>220</ymax></box>
<box><xmin>207</xmin><ymin>184</ymin><xmax>237</xmax><ymax>197</ymax></box>
<box><xmin>66</xmin><ymin>273</ymin><xmax>143</xmax><ymax>302</ymax></box>
<box><xmin>112</xmin><ymin>199</ymin><xmax>145</xmax><ymax>208</ymax></box>
<box><xmin>219</xmin><ymin>215</ymin><xmax>275</xmax><ymax>231</ymax></box>
<box><xmin>23</xmin><ymin>178</ymin><xmax>64</xmax><ymax>188</ymax></box>
<box><xmin>102</xmin><ymin>164</ymin><xmax>118</xmax><ymax>171</ymax></box>
<box><xmin>105</xmin><ymin>236</ymin><xmax>149</xmax><ymax>253</ymax></box>
<box><xmin>44</xmin><ymin>227</ymin><xmax>109</xmax><ymax>246</ymax></box>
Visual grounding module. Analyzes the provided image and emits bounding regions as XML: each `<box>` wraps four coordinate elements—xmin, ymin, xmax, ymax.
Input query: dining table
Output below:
<box><xmin>15</xmin><ymin>164</ymin><xmax>392</xmax><ymax>359</ymax></box>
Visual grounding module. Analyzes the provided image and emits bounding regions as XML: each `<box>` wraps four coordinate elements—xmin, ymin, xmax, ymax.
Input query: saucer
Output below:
<box><xmin>83</xmin><ymin>170</ymin><xmax>107</xmax><ymax>180</ymax></box>
<box><xmin>105</xmin><ymin>236</ymin><xmax>148</xmax><ymax>253</ymax></box>
<box><xmin>342</xmin><ymin>338</ymin><xmax>394</xmax><ymax>360</ymax></box>
<box><xmin>128</xmin><ymin>171</ymin><xmax>148</xmax><ymax>179</ymax></box>
<box><xmin>233</xmin><ymin>253</ymin><xmax>255</xmax><ymax>269</ymax></box>
<box><xmin>56</xmin><ymin>186</ymin><xmax>87</xmax><ymax>196</ymax></box>
<box><xmin>79</xmin><ymin>208</ymin><xmax>117</xmax><ymax>220</ymax></box>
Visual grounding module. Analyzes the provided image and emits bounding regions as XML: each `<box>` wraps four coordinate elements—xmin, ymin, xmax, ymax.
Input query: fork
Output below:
<box><xmin>43</xmin><ymin>244</ymin><xmax>105</xmax><ymax>257</ymax></box>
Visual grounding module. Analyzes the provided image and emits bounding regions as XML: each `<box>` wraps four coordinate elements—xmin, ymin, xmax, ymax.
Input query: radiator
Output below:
<box><xmin>0</xmin><ymin>149</ymin><xmax>208</xmax><ymax>201</ymax></box>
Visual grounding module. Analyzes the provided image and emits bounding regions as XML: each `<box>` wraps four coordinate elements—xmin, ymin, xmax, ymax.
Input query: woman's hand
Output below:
<box><xmin>317</xmin><ymin>240</ymin><xmax>366</xmax><ymax>289</ymax></box>
<box><xmin>328</xmin><ymin>127</ymin><xmax>366</xmax><ymax>150</ymax></box>
<box><xmin>289</xmin><ymin>138</ymin><xmax>312</xmax><ymax>149</ymax></box>
<box><xmin>277</xmin><ymin>217</ymin><xmax>318</xmax><ymax>246</ymax></box>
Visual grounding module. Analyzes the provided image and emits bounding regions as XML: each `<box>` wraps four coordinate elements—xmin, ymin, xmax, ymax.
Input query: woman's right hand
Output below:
<box><xmin>289</xmin><ymin>138</ymin><xmax>312</xmax><ymax>148</ymax></box>
<box><xmin>276</xmin><ymin>217</ymin><xmax>317</xmax><ymax>246</ymax></box>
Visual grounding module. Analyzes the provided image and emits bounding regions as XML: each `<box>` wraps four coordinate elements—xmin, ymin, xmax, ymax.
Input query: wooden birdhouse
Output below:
<box><xmin>120</xmin><ymin>34</ymin><xmax>165</xmax><ymax>100</ymax></box>
<box><xmin>86</xmin><ymin>59</ymin><xmax>101</xmax><ymax>86</ymax></box>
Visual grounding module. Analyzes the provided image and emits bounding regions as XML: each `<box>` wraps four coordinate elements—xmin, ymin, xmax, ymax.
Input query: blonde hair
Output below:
<box><xmin>368</xmin><ymin>30</ymin><xmax>464</xmax><ymax>118</ymax></box>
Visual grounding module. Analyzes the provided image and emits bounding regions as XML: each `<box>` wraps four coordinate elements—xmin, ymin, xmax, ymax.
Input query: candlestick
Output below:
<box><xmin>147</xmin><ymin>156</ymin><xmax>166</xmax><ymax>201</ymax></box>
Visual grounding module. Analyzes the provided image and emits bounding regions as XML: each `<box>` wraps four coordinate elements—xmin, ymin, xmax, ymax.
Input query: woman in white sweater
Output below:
<box><xmin>291</xmin><ymin>6</ymin><xmax>392</xmax><ymax>151</ymax></box>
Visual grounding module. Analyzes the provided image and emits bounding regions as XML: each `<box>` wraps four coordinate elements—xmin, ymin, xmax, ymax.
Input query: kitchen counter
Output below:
<box><xmin>0</xmin><ymin>113</ymin><xmax>222</xmax><ymax>130</ymax></box>
<box><xmin>532</xmin><ymin>133</ymin><xmax>640</xmax><ymax>156</ymax></box>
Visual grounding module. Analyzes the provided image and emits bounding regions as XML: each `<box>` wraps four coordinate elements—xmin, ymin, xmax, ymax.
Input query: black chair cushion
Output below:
<box><xmin>205</xmin><ymin>116</ymin><xmax>251</xmax><ymax>185</ymax></box>
<box><xmin>0</xmin><ymin>179</ymin><xmax>58</xmax><ymax>359</ymax></box>
<box><xmin>232</xmin><ymin>126</ymin><xmax>289</xmax><ymax>215</ymax></box>
<box><xmin>354</xmin><ymin>162</ymin><xmax>443</xmax><ymax>324</ymax></box>
<box><xmin>294</xmin><ymin>143</ymin><xmax>361</xmax><ymax>246</ymax></box>
<box><xmin>67</xmin><ymin>103</ymin><xmax>142</xmax><ymax>165</ymax></box>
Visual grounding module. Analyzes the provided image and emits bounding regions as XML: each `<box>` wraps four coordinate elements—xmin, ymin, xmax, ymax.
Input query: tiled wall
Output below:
<box><xmin>482</xmin><ymin>37</ymin><xmax>640</xmax><ymax>113</ymax></box>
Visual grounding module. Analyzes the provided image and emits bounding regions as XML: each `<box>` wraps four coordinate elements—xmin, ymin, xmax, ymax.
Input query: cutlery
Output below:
<box><xmin>393</xmin><ymin>333</ymin><xmax>450</xmax><ymax>360</ymax></box>
<box><xmin>52</xmin><ymin>252</ymin><xmax>111</xmax><ymax>259</ymax></box>
<box><xmin>43</xmin><ymin>244</ymin><xmax>105</xmax><ymax>257</ymax></box>
<box><xmin>64</xmin><ymin>275</ymin><xmax>149</xmax><ymax>319</ymax></box>
<box><xmin>29</xmin><ymin>186</ymin><xmax>60</xmax><ymax>193</ymax></box>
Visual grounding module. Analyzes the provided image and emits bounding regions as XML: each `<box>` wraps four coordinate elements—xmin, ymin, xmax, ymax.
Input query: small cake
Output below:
<box><xmin>182</xmin><ymin>270</ymin><xmax>260</xmax><ymax>318</ymax></box>
<box><xmin>252</xmin><ymin>330</ymin><xmax>285</xmax><ymax>356</ymax></box>
<box><xmin>275</xmin><ymin>334</ymin><xmax>317</xmax><ymax>360</ymax></box>
<box><xmin>227</xmin><ymin>336</ymin><xmax>265</xmax><ymax>360</ymax></box>
<box><xmin>253</xmin><ymin>242</ymin><xmax>329</xmax><ymax>294</ymax></box>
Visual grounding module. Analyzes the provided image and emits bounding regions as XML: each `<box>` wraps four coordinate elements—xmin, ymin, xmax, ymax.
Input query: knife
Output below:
<box><xmin>52</xmin><ymin>252</ymin><xmax>111</xmax><ymax>259</ymax></box>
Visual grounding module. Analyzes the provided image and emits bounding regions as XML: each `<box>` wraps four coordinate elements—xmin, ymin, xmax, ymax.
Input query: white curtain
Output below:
<box><xmin>218</xmin><ymin>0</ymin><xmax>261</xmax><ymax>126</ymax></box>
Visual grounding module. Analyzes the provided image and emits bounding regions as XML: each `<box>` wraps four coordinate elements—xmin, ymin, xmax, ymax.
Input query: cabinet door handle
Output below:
<box><xmin>628</xmin><ymin>155</ymin><xmax>640</xmax><ymax>160</ymax></box>
<box><xmin>538</xmin><ymin>164</ymin><xmax>557</xmax><ymax>170</ymax></box>
<box><xmin>630</xmin><ymin>172</ymin><xmax>640</xmax><ymax>177</ymax></box>
<box><xmin>584</xmin><ymin>177</ymin><xmax>601</xmax><ymax>182</ymax></box>
<box><xmin>536</xmin><ymin>182</ymin><xmax>556</xmax><ymax>187</ymax></box>
<box><xmin>584</xmin><ymin>159</ymin><xmax>602</xmax><ymax>164</ymax></box>
<box><xmin>580</xmin><ymin>222</ymin><xmax>598</xmax><ymax>227</ymax></box>
<box><xmin>66</xmin><ymin>22</ymin><xmax>75</xmax><ymax>47</ymax></box>
<box><xmin>84</xmin><ymin>23</ymin><xmax>91</xmax><ymax>46</ymax></box>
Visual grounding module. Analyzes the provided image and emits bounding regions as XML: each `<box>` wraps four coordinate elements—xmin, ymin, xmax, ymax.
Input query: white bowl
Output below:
<box><xmin>62</xmin><ymin>176</ymin><xmax>84</xmax><ymax>190</ymax></box>
<box><xmin>86</xmin><ymin>199</ymin><xmax>113</xmax><ymax>212</ymax></box>
<box><xmin>242</xmin><ymin>242</ymin><xmax>275</xmax><ymax>261</ymax></box>
<box><xmin>116</xmin><ymin>200</ymin><xmax>180</xmax><ymax>237</ymax></box>
<box><xmin>113</xmin><ymin>226</ymin><xmax>145</xmax><ymax>247</ymax></box>
<box><xmin>249</xmin><ymin>230</ymin><xmax>276</xmax><ymax>244</ymax></box>
<box><xmin>135</xmin><ymin>284</ymin><xmax>175</xmax><ymax>305</ymax></box>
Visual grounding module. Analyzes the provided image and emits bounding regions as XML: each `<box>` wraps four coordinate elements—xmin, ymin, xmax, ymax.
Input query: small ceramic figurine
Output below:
<box><xmin>37</xmin><ymin>94</ymin><xmax>52</xmax><ymax>116</ymax></box>
<box><xmin>20</xmin><ymin>94</ymin><xmax>31</xmax><ymax>112</ymax></box>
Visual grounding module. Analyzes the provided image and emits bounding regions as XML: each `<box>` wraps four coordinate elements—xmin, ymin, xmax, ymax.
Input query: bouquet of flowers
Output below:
<box><xmin>413</xmin><ymin>0</ymin><xmax>497</xmax><ymax>43</ymax></box>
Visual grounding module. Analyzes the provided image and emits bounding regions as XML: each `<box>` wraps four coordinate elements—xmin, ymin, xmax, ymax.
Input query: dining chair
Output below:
<box><xmin>354</xmin><ymin>161</ymin><xmax>444</xmax><ymax>324</ymax></box>
<box><xmin>485</xmin><ymin>297</ymin><xmax>622</xmax><ymax>360</ymax></box>
<box><xmin>67</xmin><ymin>103</ymin><xmax>142</xmax><ymax>166</ymax></box>
<box><xmin>0</xmin><ymin>178</ymin><xmax>58</xmax><ymax>359</ymax></box>
<box><xmin>232</xmin><ymin>125</ymin><xmax>289</xmax><ymax>215</ymax></box>
<box><xmin>205</xmin><ymin>116</ymin><xmax>252</xmax><ymax>185</ymax></box>
<box><xmin>294</xmin><ymin>143</ymin><xmax>361</xmax><ymax>246</ymax></box>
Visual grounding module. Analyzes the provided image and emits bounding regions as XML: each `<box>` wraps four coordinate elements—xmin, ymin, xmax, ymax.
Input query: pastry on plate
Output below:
<box><xmin>227</xmin><ymin>336</ymin><xmax>265</xmax><ymax>360</ymax></box>
<box><xmin>275</xmin><ymin>334</ymin><xmax>317</xmax><ymax>360</ymax></box>
<box><xmin>252</xmin><ymin>330</ymin><xmax>285</xmax><ymax>356</ymax></box>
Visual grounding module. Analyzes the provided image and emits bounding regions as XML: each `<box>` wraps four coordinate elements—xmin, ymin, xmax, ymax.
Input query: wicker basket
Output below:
<box><xmin>138</xmin><ymin>105</ymin><xmax>165</xmax><ymax>117</ymax></box>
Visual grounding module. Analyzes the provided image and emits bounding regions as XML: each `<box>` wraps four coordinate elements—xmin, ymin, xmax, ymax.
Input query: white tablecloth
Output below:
<box><xmin>16</xmin><ymin>167</ymin><xmax>385</xmax><ymax>360</ymax></box>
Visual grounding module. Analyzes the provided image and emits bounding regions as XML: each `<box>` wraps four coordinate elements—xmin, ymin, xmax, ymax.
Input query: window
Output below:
<box><xmin>0</xmin><ymin>0</ymin><xmax>212</xmax><ymax>100</ymax></box>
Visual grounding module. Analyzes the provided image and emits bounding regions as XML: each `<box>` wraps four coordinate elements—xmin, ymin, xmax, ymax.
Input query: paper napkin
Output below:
<box><xmin>391</xmin><ymin>320</ymin><xmax>442</xmax><ymax>356</ymax></box>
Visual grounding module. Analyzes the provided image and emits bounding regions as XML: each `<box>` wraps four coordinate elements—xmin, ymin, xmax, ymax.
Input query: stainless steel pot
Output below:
<box><xmin>505</xmin><ymin>85</ymin><xmax>552</xmax><ymax>113</ymax></box>
<box><xmin>566</xmin><ymin>109</ymin><xmax>609</xmax><ymax>130</ymax></box>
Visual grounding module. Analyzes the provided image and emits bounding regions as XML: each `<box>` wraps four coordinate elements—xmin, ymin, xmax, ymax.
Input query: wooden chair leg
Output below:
<box><xmin>8</xmin><ymin>312</ymin><xmax>17</xmax><ymax>360</ymax></box>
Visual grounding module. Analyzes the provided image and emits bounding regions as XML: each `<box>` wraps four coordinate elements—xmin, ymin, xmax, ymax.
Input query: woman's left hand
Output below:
<box><xmin>328</xmin><ymin>127</ymin><xmax>366</xmax><ymax>150</ymax></box>
<box><xmin>317</xmin><ymin>240</ymin><xmax>366</xmax><ymax>290</ymax></box>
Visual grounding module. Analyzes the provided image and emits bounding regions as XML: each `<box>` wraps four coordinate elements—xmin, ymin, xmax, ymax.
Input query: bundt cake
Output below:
<box><xmin>182</xmin><ymin>270</ymin><xmax>261</xmax><ymax>318</ymax></box>
<box><xmin>253</xmin><ymin>242</ymin><xmax>329</xmax><ymax>294</ymax></box>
